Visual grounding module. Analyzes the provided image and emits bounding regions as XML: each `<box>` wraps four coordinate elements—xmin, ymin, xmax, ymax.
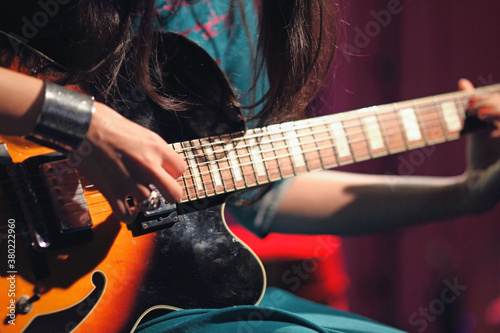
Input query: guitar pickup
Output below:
<box><xmin>9</xmin><ymin>154</ymin><xmax>94</xmax><ymax>251</ymax></box>
<box><xmin>40</xmin><ymin>160</ymin><xmax>93</xmax><ymax>233</ymax></box>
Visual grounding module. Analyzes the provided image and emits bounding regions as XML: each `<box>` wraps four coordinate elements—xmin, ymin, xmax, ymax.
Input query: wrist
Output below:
<box><xmin>85</xmin><ymin>102</ymin><xmax>123</xmax><ymax>147</ymax></box>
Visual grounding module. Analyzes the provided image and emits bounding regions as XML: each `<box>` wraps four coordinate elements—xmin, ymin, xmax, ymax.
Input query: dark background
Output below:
<box><xmin>313</xmin><ymin>1</ymin><xmax>500</xmax><ymax>332</ymax></box>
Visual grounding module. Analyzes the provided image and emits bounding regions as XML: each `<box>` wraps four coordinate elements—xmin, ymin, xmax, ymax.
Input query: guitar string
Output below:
<box><xmin>163</xmin><ymin>86</ymin><xmax>496</xmax><ymax>157</ymax></box>
<box><xmin>0</xmin><ymin>94</ymin><xmax>466</xmax><ymax>196</ymax></box>
<box><xmin>0</xmin><ymin>109</ymin><xmax>461</xmax><ymax>199</ymax></box>
<box><xmin>0</xmin><ymin>118</ymin><xmax>494</xmax><ymax>220</ymax></box>
<box><xmin>0</xmin><ymin>97</ymin><xmax>474</xmax><ymax>205</ymax></box>
<box><xmin>175</xmin><ymin>107</ymin><xmax>461</xmax><ymax>165</ymax></box>
<box><xmin>0</xmin><ymin>84</ymin><xmax>490</xmax><ymax>190</ymax></box>
<box><xmin>170</xmin><ymin>97</ymin><xmax>477</xmax><ymax>161</ymax></box>
<box><xmin>0</xmin><ymin>87</ymin><xmax>496</xmax><ymax>216</ymax></box>
<box><xmin>0</xmin><ymin>90</ymin><xmax>473</xmax><ymax>191</ymax></box>
<box><xmin>0</xmin><ymin>117</ymin><xmax>465</xmax><ymax>217</ymax></box>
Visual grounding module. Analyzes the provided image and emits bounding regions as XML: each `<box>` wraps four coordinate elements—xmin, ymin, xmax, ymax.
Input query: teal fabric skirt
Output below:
<box><xmin>136</xmin><ymin>287</ymin><xmax>405</xmax><ymax>333</ymax></box>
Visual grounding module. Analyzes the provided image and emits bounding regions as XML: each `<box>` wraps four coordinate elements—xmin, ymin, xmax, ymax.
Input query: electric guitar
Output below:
<box><xmin>1</xmin><ymin>32</ymin><xmax>499</xmax><ymax>332</ymax></box>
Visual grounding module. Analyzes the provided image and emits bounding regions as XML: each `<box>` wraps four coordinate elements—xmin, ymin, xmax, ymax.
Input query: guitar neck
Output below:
<box><xmin>174</xmin><ymin>84</ymin><xmax>500</xmax><ymax>203</ymax></box>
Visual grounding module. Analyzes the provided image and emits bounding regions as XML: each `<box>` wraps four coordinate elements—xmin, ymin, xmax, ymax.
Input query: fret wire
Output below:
<box><xmin>453</xmin><ymin>91</ymin><xmax>468</xmax><ymax>120</ymax></box>
<box><xmin>193</xmin><ymin>138</ymin><xmax>210</xmax><ymax>198</ymax></box>
<box><xmin>188</xmin><ymin>139</ymin><xmax>208</xmax><ymax>199</ymax></box>
<box><xmin>432</xmin><ymin>96</ymin><xmax>451</xmax><ymax>140</ymax></box>
<box><xmin>221</xmin><ymin>140</ymin><xmax>237</xmax><ymax>191</ymax></box>
<box><xmin>393</xmin><ymin>102</ymin><xmax>412</xmax><ymax>151</ymax></box>
<box><xmin>213</xmin><ymin>140</ymin><xmax>227</xmax><ymax>194</ymax></box>
<box><xmin>178</xmin><ymin>142</ymin><xmax>191</xmax><ymax>200</ymax></box>
<box><xmin>374</xmin><ymin>108</ymin><xmax>390</xmax><ymax>154</ymax></box>
<box><xmin>269</xmin><ymin>131</ymin><xmax>285</xmax><ymax>180</ymax></box>
<box><xmin>232</xmin><ymin>133</ymin><xmax>250</xmax><ymax>189</ymax></box>
<box><xmin>296</xmin><ymin>122</ymin><xmax>310</xmax><ymax>173</ymax></box>
<box><xmin>177</xmin><ymin>144</ymin><xmax>193</xmax><ymax>200</ymax></box>
<box><xmin>302</xmin><ymin>121</ymin><xmax>316</xmax><ymax>171</ymax></box>
<box><xmin>243</xmin><ymin>136</ymin><xmax>260</xmax><ymax>186</ymax></box>
<box><xmin>340</xmin><ymin>115</ymin><xmax>356</xmax><ymax>161</ymax></box>
<box><xmin>212</xmin><ymin>136</ymin><xmax>229</xmax><ymax>192</ymax></box>
<box><xmin>201</xmin><ymin>140</ymin><xmax>218</xmax><ymax>196</ymax></box>
<box><xmin>358</xmin><ymin>109</ymin><xmax>375</xmax><ymax>160</ymax></box>
<box><xmin>259</xmin><ymin>130</ymin><xmax>274</xmax><ymax>183</ymax></box>
<box><xmin>284</xmin><ymin>127</ymin><xmax>299</xmax><ymax>176</ymax></box>
<box><xmin>412</xmin><ymin>99</ymin><xmax>429</xmax><ymax>146</ymax></box>
<box><xmin>310</xmin><ymin>122</ymin><xmax>328</xmax><ymax>169</ymax></box>
<box><xmin>299</xmin><ymin>120</ymin><xmax>315</xmax><ymax>172</ymax></box>
<box><xmin>182</xmin><ymin>141</ymin><xmax>200</xmax><ymax>200</ymax></box>
<box><xmin>326</xmin><ymin>119</ymin><xmax>342</xmax><ymax>165</ymax></box>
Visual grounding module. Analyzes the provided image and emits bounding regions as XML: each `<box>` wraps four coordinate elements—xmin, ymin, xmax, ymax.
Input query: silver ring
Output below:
<box><xmin>138</xmin><ymin>186</ymin><xmax>161</xmax><ymax>211</ymax></box>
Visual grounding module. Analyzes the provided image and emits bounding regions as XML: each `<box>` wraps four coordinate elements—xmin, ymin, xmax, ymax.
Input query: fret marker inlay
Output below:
<box><xmin>225</xmin><ymin>143</ymin><xmax>243</xmax><ymax>181</ymax></box>
<box><xmin>285</xmin><ymin>130</ymin><xmax>305</xmax><ymax>167</ymax></box>
<box><xmin>363</xmin><ymin>115</ymin><xmax>384</xmax><ymax>150</ymax></box>
<box><xmin>330</xmin><ymin>122</ymin><xmax>350</xmax><ymax>158</ymax></box>
<box><xmin>400</xmin><ymin>108</ymin><xmax>422</xmax><ymax>141</ymax></box>
<box><xmin>441</xmin><ymin>101</ymin><xmax>462</xmax><ymax>132</ymax></box>
<box><xmin>204</xmin><ymin>144</ymin><xmax>223</xmax><ymax>187</ymax></box>
<box><xmin>186</xmin><ymin>148</ymin><xmax>204</xmax><ymax>191</ymax></box>
<box><xmin>247</xmin><ymin>137</ymin><xmax>267</xmax><ymax>177</ymax></box>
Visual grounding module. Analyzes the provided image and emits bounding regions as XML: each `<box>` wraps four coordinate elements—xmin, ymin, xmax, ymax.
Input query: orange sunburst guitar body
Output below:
<box><xmin>0</xmin><ymin>137</ymin><xmax>164</xmax><ymax>332</ymax></box>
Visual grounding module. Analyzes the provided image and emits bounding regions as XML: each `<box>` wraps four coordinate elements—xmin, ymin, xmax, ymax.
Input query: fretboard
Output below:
<box><xmin>173</xmin><ymin>84</ymin><xmax>500</xmax><ymax>203</ymax></box>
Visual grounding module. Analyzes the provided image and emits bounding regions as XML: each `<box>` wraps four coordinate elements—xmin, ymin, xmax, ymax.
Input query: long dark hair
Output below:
<box><xmin>0</xmin><ymin>0</ymin><xmax>337</xmax><ymax>125</ymax></box>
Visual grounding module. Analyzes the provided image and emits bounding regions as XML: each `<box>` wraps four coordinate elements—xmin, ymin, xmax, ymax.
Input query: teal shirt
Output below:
<box><xmin>157</xmin><ymin>0</ymin><xmax>263</xmax><ymax>117</ymax></box>
<box><xmin>137</xmin><ymin>287</ymin><xmax>405</xmax><ymax>333</ymax></box>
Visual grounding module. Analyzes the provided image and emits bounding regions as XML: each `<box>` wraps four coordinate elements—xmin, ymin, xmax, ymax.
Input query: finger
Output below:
<box><xmin>106</xmin><ymin>180</ymin><xmax>151</xmax><ymax>223</ymax></box>
<box><xmin>161</xmin><ymin>145</ymin><xmax>187</xmax><ymax>179</ymax></box>
<box><xmin>126</xmin><ymin>183</ymin><xmax>152</xmax><ymax>214</ymax></box>
<box><xmin>458</xmin><ymin>78</ymin><xmax>475</xmax><ymax>91</ymax></box>
<box><xmin>120</xmin><ymin>163</ymin><xmax>184</xmax><ymax>204</ymax></box>
<box><xmin>474</xmin><ymin>95</ymin><xmax>500</xmax><ymax>120</ymax></box>
<box><xmin>147</xmin><ymin>168</ymin><xmax>184</xmax><ymax>203</ymax></box>
<box><xmin>102</xmin><ymin>189</ymin><xmax>134</xmax><ymax>224</ymax></box>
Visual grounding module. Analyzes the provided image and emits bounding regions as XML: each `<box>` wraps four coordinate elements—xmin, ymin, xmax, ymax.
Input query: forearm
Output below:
<box><xmin>0</xmin><ymin>67</ymin><xmax>45</xmax><ymax>136</ymax></box>
<box><xmin>269</xmin><ymin>170</ymin><xmax>469</xmax><ymax>236</ymax></box>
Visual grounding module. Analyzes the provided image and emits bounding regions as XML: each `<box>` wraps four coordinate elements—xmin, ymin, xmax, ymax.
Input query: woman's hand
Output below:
<box><xmin>0</xmin><ymin>67</ymin><xmax>186</xmax><ymax>223</ymax></box>
<box><xmin>74</xmin><ymin>102</ymin><xmax>187</xmax><ymax>223</ymax></box>
<box><xmin>459</xmin><ymin>79</ymin><xmax>500</xmax><ymax>214</ymax></box>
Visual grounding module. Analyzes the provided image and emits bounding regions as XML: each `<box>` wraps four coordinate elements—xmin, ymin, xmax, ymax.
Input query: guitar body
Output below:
<box><xmin>0</xmin><ymin>138</ymin><xmax>265</xmax><ymax>332</ymax></box>
<box><xmin>0</xmin><ymin>32</ymin><xmax>265</xmax><ymax>332</ymax></box>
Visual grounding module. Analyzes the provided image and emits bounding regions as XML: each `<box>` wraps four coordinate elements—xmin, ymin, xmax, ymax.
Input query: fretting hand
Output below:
<box><xmin>459</xmin><ymin>78</ymin><xmax>500</xmax><ymax>214</ymax></box>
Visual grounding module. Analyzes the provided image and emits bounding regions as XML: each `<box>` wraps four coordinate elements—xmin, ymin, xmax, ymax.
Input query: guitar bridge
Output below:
<box><xmin>130</xmin><ymin>199</ymin><xmax>179</xmax><ymax>236</ymax></box>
